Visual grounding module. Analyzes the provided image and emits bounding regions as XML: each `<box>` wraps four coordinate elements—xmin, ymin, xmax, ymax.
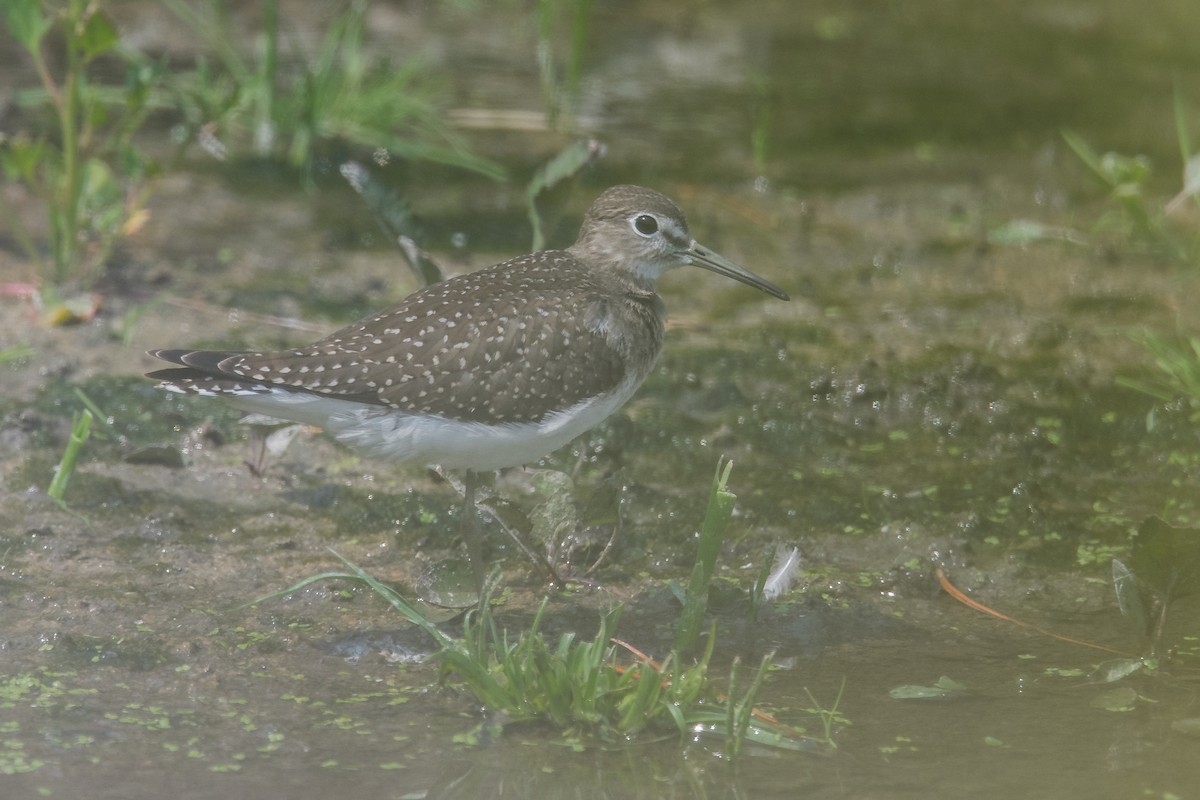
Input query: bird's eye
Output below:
<box><xmin>632</xmin><ymin>214</ymin><xmax>659</xmax><ymax>236</ymax></box>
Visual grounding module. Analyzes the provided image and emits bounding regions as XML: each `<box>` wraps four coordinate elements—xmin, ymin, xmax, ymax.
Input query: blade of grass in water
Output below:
<box><xmin>48</xmin><ymin>408</ymin><xmax>93</xmax><ymax>504</ymax></box>
<box><xmin>674</xmin><ymin>458</ymin><xmax>736</xmax><ymax>653</ymax></box>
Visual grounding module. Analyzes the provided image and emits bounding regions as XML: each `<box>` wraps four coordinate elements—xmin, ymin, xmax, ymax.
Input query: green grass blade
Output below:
<box><xmin>674</xmin><ymin>458</ymin><xmax>737</xmax><ymax>653</ymax></box>
<box><xmin>240</xmin><ymin>571</ymin><xmax>361</xmax><ymax>609</ymax></box>
<box><xmin>1062</xmin><ymin>129</ymin><xmax>1110</xmax><ymax>185</ymax></box>
<box><xmin>329</xmin><ymin>549</ymin><xmax>457</xmax><ymax>649</ymax></box>
<box><xmin>48</xmin><ymin>408</ymin><xmax>93</xmax><ymax>504</ymax></box>
<box><xmin>0</xmin><ymin>341</ymin><xmax>35</xmax><ymax>363</ymax></box>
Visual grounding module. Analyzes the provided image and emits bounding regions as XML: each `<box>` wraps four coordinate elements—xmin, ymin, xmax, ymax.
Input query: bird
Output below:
<box><xmin>147</xmin><ymin>185</ymin><xmax>789</xmax><ymax>585</ymax></box>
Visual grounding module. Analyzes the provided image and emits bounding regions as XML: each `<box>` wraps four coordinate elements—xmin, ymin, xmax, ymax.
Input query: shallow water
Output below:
<box><xmin>2</xmin><ymin>1</ymin><xmax>1200</xmax><ymax>798</ymax></box>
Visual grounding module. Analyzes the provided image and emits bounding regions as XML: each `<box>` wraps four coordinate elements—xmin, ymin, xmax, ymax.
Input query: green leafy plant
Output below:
<box><xmin>451</xmin><ymin>602</ymin><xmax>703</xmax><ymax>739</ymax></box>
<box><xmin>294</xmin><ymin>552</ymin><xmax>818</xmax><ymax>752</ymax></box>
<box><xmin>251</xmin><ymin>452</ymin><xmax>843</xmax><ymax>757</ymax></box>
<box><xmin>1062</xmin><ymin>88</ymin><xmax>1200</xmax><ymax>263</ymax></box>
<box><xmin>1118</xmin><ymin>330</ymin><xmax>1200</xmax><ymax>423</ymax></box>
<box><xmin>1063</xmin><ymin>129</ymin><xmax>1173</xmax><ymax>254</ymax></box>
<box><xmin>160</xmin><ymin>0</ymin><xmax>502</xmax><ymax>180</ymax></box>
<box><xmin>804</xmin><ymin>680</ymin><xmax>849</xmax><ymax>747</ymax></box>
<box><xmin>1</xmin><ymin>0</ymin><xmax>160</xmax><ymax>288</ymax></box>
<box><xmin>1067</xmin><ymin>94</ymin><xmax>1200</xmax><ymax>432</ymax></box>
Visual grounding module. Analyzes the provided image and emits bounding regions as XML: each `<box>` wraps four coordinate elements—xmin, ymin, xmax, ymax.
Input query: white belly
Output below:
<box><xmin>220</xmin><ymin>373</ymin><xmax>643</xmax><ymax>471</ymax></box>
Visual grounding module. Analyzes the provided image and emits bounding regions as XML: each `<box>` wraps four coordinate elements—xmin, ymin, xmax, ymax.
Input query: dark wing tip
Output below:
<box><xmin>145</xmin><ymin>366</ymin><xmax>207</xmax><ymax>382</ymax></box>
<box><xmin>147</xmin><ymin>349</ymin><xmax>247</xmax><ymax>372</ymax></box>
<box><xmin>147</xmin><ymin>348</ymin><xmax>189</xmax><ymax>364</ymax></box>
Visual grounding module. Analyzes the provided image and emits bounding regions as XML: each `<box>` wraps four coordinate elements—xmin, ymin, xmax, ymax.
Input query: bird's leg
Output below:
<box><xmin>462</xmin><ymin>469</ymin><xmax>486</xmax><ymax>596</ymax></box>
<box><xmin>440</xmin><ymin>466</ymin><xmax>569</xmax><ymax>590</ymax></box>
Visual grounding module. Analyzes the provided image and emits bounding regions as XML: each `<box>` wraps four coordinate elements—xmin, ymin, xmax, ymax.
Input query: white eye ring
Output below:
<box><xmin>631</xmin><ymin>214</ymin><xmax>659</xmax><ymax>237</ymax></box>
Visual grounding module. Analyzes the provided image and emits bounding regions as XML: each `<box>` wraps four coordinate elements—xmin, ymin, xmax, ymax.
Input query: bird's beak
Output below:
<box><xmin>687</xmin><ymin>243</ymin><xmax>790</xmax><ymax>301</ymax></box>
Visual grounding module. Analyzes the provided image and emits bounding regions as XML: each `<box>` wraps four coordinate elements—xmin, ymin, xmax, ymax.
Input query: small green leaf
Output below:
<box><xmin>987</xmin><ymin>219</ymin><xmax>1084</xmax><ymax>247</ymax></box>
<box><xmin>1</xmin><ymin>0</ymin><xmax>53</xmax><ymax>53</ymax></box>
<box><xmin>988</xmin><ymin>219</ymin><xmax>1055</xmax><ymax>246</ymax></box>
<box><xmin>889</xmin><ymin>676</ymin><xmax>966</xmax><ymax>700</ymax></box>
<box><xmin>0</xmin><ymin>136</ymin><xmax>51</xmax><ymax>183</ymax></box>
<box><xmin>79</xmin><ymin>8</ymin><xmax>120</xmax><ymax>59</ymax></box>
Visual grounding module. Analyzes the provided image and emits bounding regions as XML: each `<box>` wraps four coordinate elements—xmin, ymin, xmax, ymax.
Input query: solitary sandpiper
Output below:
<box><xmin>147</xmin><ymin>185</ymin><xmax>789</xmax><ymax>582</ymax></box>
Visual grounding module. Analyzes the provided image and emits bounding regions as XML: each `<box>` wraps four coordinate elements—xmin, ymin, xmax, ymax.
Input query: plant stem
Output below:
<box><xmin>56</xmin><ymin>0</ymin><xmax>87</xmax><ymax>283</ymax></box>
<box><xmin>48</xmin><ymin>408</ymin><xmax>93</xmax><ymax>504</ymax></box>
<box><xmin>254</xmin><ymin>0</ymin><xmax>279</xmax><ymax>155</ymax></box>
